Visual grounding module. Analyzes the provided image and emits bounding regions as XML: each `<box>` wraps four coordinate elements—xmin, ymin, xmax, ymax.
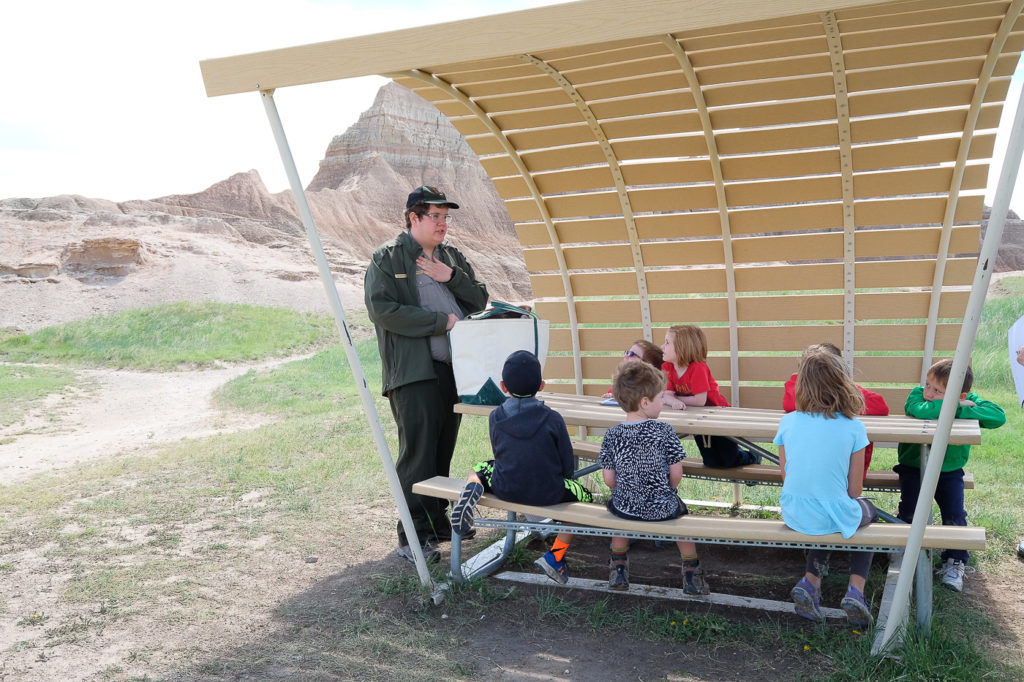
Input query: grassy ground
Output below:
<box><xmin>0</xmin><ymin>296</ymin><xmax>1022</xmax><ymax>681</ymax></box>
<box><xmin>0</xmin><ymin>365</ymin><xmax>76</xmax><ymax>431</ymax></box>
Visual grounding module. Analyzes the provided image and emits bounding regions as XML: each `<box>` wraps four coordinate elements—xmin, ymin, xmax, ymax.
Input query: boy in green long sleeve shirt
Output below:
<box><xmin>895</xmin><ymin>359</ymin><xmax>1006</xmax><ymax>592</ymax></box>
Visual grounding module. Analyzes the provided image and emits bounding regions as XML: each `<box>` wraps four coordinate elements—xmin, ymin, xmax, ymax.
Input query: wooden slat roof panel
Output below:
<box><xmin>846</xmin><ymin>35</ymin><xmax>1024</xmax><ymax>71</ymax></box>
<box><xmin>546</xmin><ymin>322</ymin><xmax>963</xmax><ymax>355</ymax></box>
<box><xmin>470</xmin><ymin>89</ymin><xmax>574</xmax><ymax>113</ymax></box>
<box><xmin>846</xmin><ymin>54</ymin><xmax>1018</xmax><ymax>93</ymax></box>
<box><xmin>837</xmin><ymin>1</ymin><xmax>1009</xmax><ymax>33</ymax></box>
<box><xmin>560</xmin><ymin>55</ymin><xmax>683</xmax><ymax>86</ymax></box>
<box><xmin>202</xmin><ymin>0</ymin><xmax>1023</xmax><ymax>404</ymax></box>
<box><xmin>601</xmin><ymin>111</ymin><xmax>705</xmax><ymax>139</ymax></box>
<box><xmin>531</xmin><ymin>36</ymin><xmax>660</xmax><ymax>64</ymax></box>
<box><xmin>853</xmin><ymin>164</ymin><xmax>990</xmax><ymax>199</ymax></box>
<box><xmin>848</xmin><ymin>78</ymin><xmax>1010</xmax><ymax>118</ymax></box>
<box><xmin>852</xmin><ymin>134</ymin><xmax>997</xmax><ymax>172</ymax></box>
<box><xmin>675</xmin><ymin>15</ymin><xmax>825</xmax><ymax>49</ymax></box>
<box><xmin>833</xmin><ymin>15</ymin><xmax>1004</xmax><ymax>49</ymax></box>
<box><xmin>710</xmin><ymin>98</ymin><xmax>838</xmax><ymax>128</ymax></box>
<box><xmin>588</xmin><ymin>91</ymin><xmax>698</xmax><ymax>119</ymax></box>
<box><xmin>852</xmin><ymin>105</ymin><xmax>1003</xmax><ymax>143</ymax></box>
<box><xmin>684</xmin><ymin>35</ymin><xmax>829</xmax><ymax>67</ymax></box>
<box><xmin>576</xmin><ymin>72</ymin><xmax>693</xmax><ymax>100</ymax></box>
<box><xmin>695</xmin><ymin>53</ymin><xmax>835</xmax><ymax>85</ymax></box>
<box><xmin>702</xmin><ymin>73</ymin><xmax>837</xmax><ymax>107</ymax></box>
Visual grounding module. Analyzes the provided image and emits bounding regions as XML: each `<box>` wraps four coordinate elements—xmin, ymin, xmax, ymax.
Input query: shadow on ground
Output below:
<box><xmin>161</xmin><ymin>534</ymin><xmax>866</xmax><ymax>681</ymax></box>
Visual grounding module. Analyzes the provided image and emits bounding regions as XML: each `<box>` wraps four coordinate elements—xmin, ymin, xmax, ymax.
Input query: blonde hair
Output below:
<box><xmin>613</xmin><ymin>361</ymin><xmax>665</xmax><ymax>412</ymax></box>
<box><xmin>794</xmin><ymin>347</ymin><xmax>864</xmax><ymax>419</ymax></box>
<box><xmin>667</xmin><ymin>325</ymin><xmax>708</xmax><ymax>365</ymax></box>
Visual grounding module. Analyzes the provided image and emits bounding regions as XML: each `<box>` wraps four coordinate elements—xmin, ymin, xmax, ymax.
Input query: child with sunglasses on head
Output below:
<box><xmin>774</xmin><ymin>347</ymin><xmax>879</xmax><ymax>626</ymax></box>
<box><xmin>602</xmin><ymin>339</ymin><xmax>664</xmax><ymax>399</ymax></box>
<box><xmin>599</xmin><ymin>361</ymin><xmax>709</xmax><ymax>594</ymax></box>
<box><xmin>660</xmin><ymin>324</ymin><xmax>758</xmax><ymax>468</ymax></box>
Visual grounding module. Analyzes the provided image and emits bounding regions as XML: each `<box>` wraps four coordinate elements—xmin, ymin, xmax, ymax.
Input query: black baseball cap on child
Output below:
<box><xmin>502</xmin><ymin>350</ymin><xmax>542</xmax><ymax>398</ymax></box>
<box><xmin>406</xmin><ymin>185</ymin><xmax>459</xmax><ymax>209</ymax></box>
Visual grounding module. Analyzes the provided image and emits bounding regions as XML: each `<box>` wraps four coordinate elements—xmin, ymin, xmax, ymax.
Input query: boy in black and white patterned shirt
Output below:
<box><xmin>599</xmin><ymin>362</ymin><xmax>710</xmax><ymax>595</ymax></box>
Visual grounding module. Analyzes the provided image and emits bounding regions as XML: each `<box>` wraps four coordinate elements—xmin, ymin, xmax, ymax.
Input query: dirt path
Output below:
<box><xmin>0</xmin><ymin>358</ymin><xmax>300</xmax><ymax>484</ymax></box>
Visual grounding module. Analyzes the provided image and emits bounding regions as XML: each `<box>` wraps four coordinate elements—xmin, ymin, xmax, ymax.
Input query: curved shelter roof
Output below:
<box><xmin>202</xmin><ymin>0</ymin><xmax>1024</xmax><ymax>410</ymax></box>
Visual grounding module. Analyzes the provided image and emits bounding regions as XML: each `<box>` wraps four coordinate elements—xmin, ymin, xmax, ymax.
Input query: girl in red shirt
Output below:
<box><xmin>781</xmin><ymin>342</ymin><xmax>889</xmax><ymax>477</ymax></box>
<box><xmin>661</xmin><ymin>325</ymin><xmax>758</xmax><ymax>468</ymax></box>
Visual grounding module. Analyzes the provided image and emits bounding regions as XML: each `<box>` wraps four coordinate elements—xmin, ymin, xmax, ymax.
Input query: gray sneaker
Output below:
<box><xmin>608</xmin><ymin>558</ymin><xmax>629</xmax><ymax>591</ymax></box>
<box><xmin>936</xmin><ymin>558</ymin><xmax>968</xmax><ymax>592</ymax></box>
<box><xmin>682</xmin><ymin>566</ymin><xmax>710</xmax><ymax>595</ymax></box>
<box><xmin>396</xmin><ymin>541</ymin><xmax>440</xmax><ymax>565</ymax></box>
<box><xmin>840</xmin><ymin>585</ymin><xmax>872</xmax><ymax>627</ymax></box>
<box><xmin>791</xmin><ymin>577</ymin><xmax>823</xmax><ymax>623</ymax></box>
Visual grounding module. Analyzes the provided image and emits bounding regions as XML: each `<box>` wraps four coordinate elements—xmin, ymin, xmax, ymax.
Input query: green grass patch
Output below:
<box><xmin>0</xmin><ymin>364</ymin><xmax>77</xmax><ymax>427</ymax></box>
<box><xmin>0</xmin><ymin>302</ymin><xmax>337</xmax><ymax>370</ymax></box>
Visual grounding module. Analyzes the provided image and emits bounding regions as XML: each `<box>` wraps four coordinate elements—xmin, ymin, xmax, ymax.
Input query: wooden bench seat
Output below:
<box><xmin>414</xmin><ymin>476</ymin><xmax>986</xmax><ymax>554</ymax></box>
<box><xmin>454</xmin><ymin>393</ymin><xmax>982</xmax><ymax>445</ymax></box>
<box><xmin>568</xmin><ymin>440</ymin><xmax>974</xmax><ymax>492</ymax></box>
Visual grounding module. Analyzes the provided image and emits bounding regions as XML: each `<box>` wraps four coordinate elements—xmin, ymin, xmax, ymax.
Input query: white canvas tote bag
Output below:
<box><xmin>448</xmin><ymin>302</ymin><xmax>550</xmax><ymax>405</ymax></box>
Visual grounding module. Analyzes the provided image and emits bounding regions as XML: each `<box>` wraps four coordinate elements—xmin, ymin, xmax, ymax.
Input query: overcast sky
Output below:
<box><xmin>0</xmin><ymin>0</ymin><xmax>560</xmax><ymax>203</ymax></box>
<box><xmin>3</xmin><ymin>0</ymin><xmax>1023</xmax><ymax>215</ymax></box>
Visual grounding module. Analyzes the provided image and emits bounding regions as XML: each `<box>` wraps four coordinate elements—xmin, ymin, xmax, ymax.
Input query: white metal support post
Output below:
<box><xmin>873</xmin><ymin>81</ymin><xmax>1024</xmax><ymax>654</ymax></box>
<box><xmin>259</xmin><ymin>90</ymin><xmax>437</xmax><ymax>592</ymax></box>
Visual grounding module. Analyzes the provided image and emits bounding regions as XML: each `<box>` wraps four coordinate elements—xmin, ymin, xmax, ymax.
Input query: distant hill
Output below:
<box><xmin>0</xmin><ymin>83</ymin><xmax>531</xmax><ymax>332</ymax></box>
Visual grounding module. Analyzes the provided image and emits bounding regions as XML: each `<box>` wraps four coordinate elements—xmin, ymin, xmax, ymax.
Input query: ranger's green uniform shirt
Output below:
<box><xmin>364</xmin><ymin>230</ymin><xmax>489</xmax><ymax>395</ymax></box>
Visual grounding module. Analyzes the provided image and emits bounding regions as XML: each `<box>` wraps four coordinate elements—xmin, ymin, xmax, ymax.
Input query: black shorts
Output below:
<box><xmin>606</xmin><ymin>496</ymin><xmax>688</xmax><ymax>522</ymax></box>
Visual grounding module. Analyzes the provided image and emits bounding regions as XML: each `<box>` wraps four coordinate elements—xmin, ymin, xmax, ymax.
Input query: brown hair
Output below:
<box><xmin>667</xmin><ymin>325</ymin><xmax>708</xmax><ymax>365</ymax></box>
<box><xmin>612</xmin><ymin>361</ymin><xmax>665</xmax><ymax>413</ymax></box>
<box><xmin>817</xmin><ymin>342</ymin><xmax>841</xmax><ymax>357</ymax></box>
<box><xmin>404</xmin><ymin>202</ymin><xmax>429</xmax><ymax>230</ymax></box>
<box><xmin>928</xmin><ymin>358</ymin><xmax>973</xmax><ymax>394</ymax></box>
<box><xmin>632</xmin><ymin>339</ymin><xmax>664</xmax><ymax>367</ymax></box>
<box><xmin>795</xmin><ymin>348</ymin><xmax>864</xmax><ymax>419</ymax></box>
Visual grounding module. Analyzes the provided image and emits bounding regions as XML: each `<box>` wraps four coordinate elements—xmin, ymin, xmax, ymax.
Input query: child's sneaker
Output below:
<box><xmin>395</xmin><ymin>541</ymin><xmax>440</xmax><ymax>565</ymax></box>
<box><xmin>936</xmin><ymin>558</ymin><xmax>968</xmax><ymax>592</ymax></box>
<box><xmin>534</xmin><ymin>551</ymin><xmax>569</xmax><ymax>585</ymax></box>
<box><xmin>608</xmin><ymin>558</ymin><xmax>629</xmax><ymax>591</ymax></box>
<box><xmin>790</xmin><ymin>577</ymin><xmax>823</xmax><ymax>623</ymax></box>
<box><xmin>450</xmin><ymin>481</ymin><xmax>483</xmax><ymax>537</ymax></box>
<box><xmin>840</xmin><ymin>585</ymin><xmax>872</xmax><ymax>627</ymax></box>
<box><xmin>682</xmin><ymin>565</ymin><xmax>710</xmax><ymax>595</ymax></box>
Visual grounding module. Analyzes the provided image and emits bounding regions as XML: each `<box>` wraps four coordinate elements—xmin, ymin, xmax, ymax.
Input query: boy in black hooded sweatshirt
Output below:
<box><xmin>450</xmin><ymin>350</ymin><xmax>592</xmax><ymax>584</ymax></box>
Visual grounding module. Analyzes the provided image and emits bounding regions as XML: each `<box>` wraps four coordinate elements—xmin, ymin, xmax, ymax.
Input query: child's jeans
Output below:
<box><xmin>894</xmin><ymin>464</ymin><xmax>968</xmax><ymax>564</ymax></box>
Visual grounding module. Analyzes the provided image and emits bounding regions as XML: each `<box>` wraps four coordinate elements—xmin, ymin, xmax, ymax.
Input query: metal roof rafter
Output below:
<box><xmin>822</xmin><ymin>10</ymin><xmax>857</xmax><ymax>373</ymax></box>
<box><xmin>519</xmin><ymin>53</ymin><xmax>654</xmax><ymax>342</ymax></box>
<box><xmin>661</xmin><ymin>35</ymin><xmax>740</xmax><ymax>402</ymax></box>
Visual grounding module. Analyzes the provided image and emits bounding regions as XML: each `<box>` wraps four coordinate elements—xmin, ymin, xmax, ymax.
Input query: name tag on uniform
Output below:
<box><xmin>395</xmin><ymin>273</ymin><xmax>407</xmax><ymax>279</ymax></box>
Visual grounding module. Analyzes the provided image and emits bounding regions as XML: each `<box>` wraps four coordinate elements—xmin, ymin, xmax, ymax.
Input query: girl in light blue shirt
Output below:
<box><xmin>773</xmin><ymin>346</ymin><xmax>878</xmax><ymax>627</ymax></box>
